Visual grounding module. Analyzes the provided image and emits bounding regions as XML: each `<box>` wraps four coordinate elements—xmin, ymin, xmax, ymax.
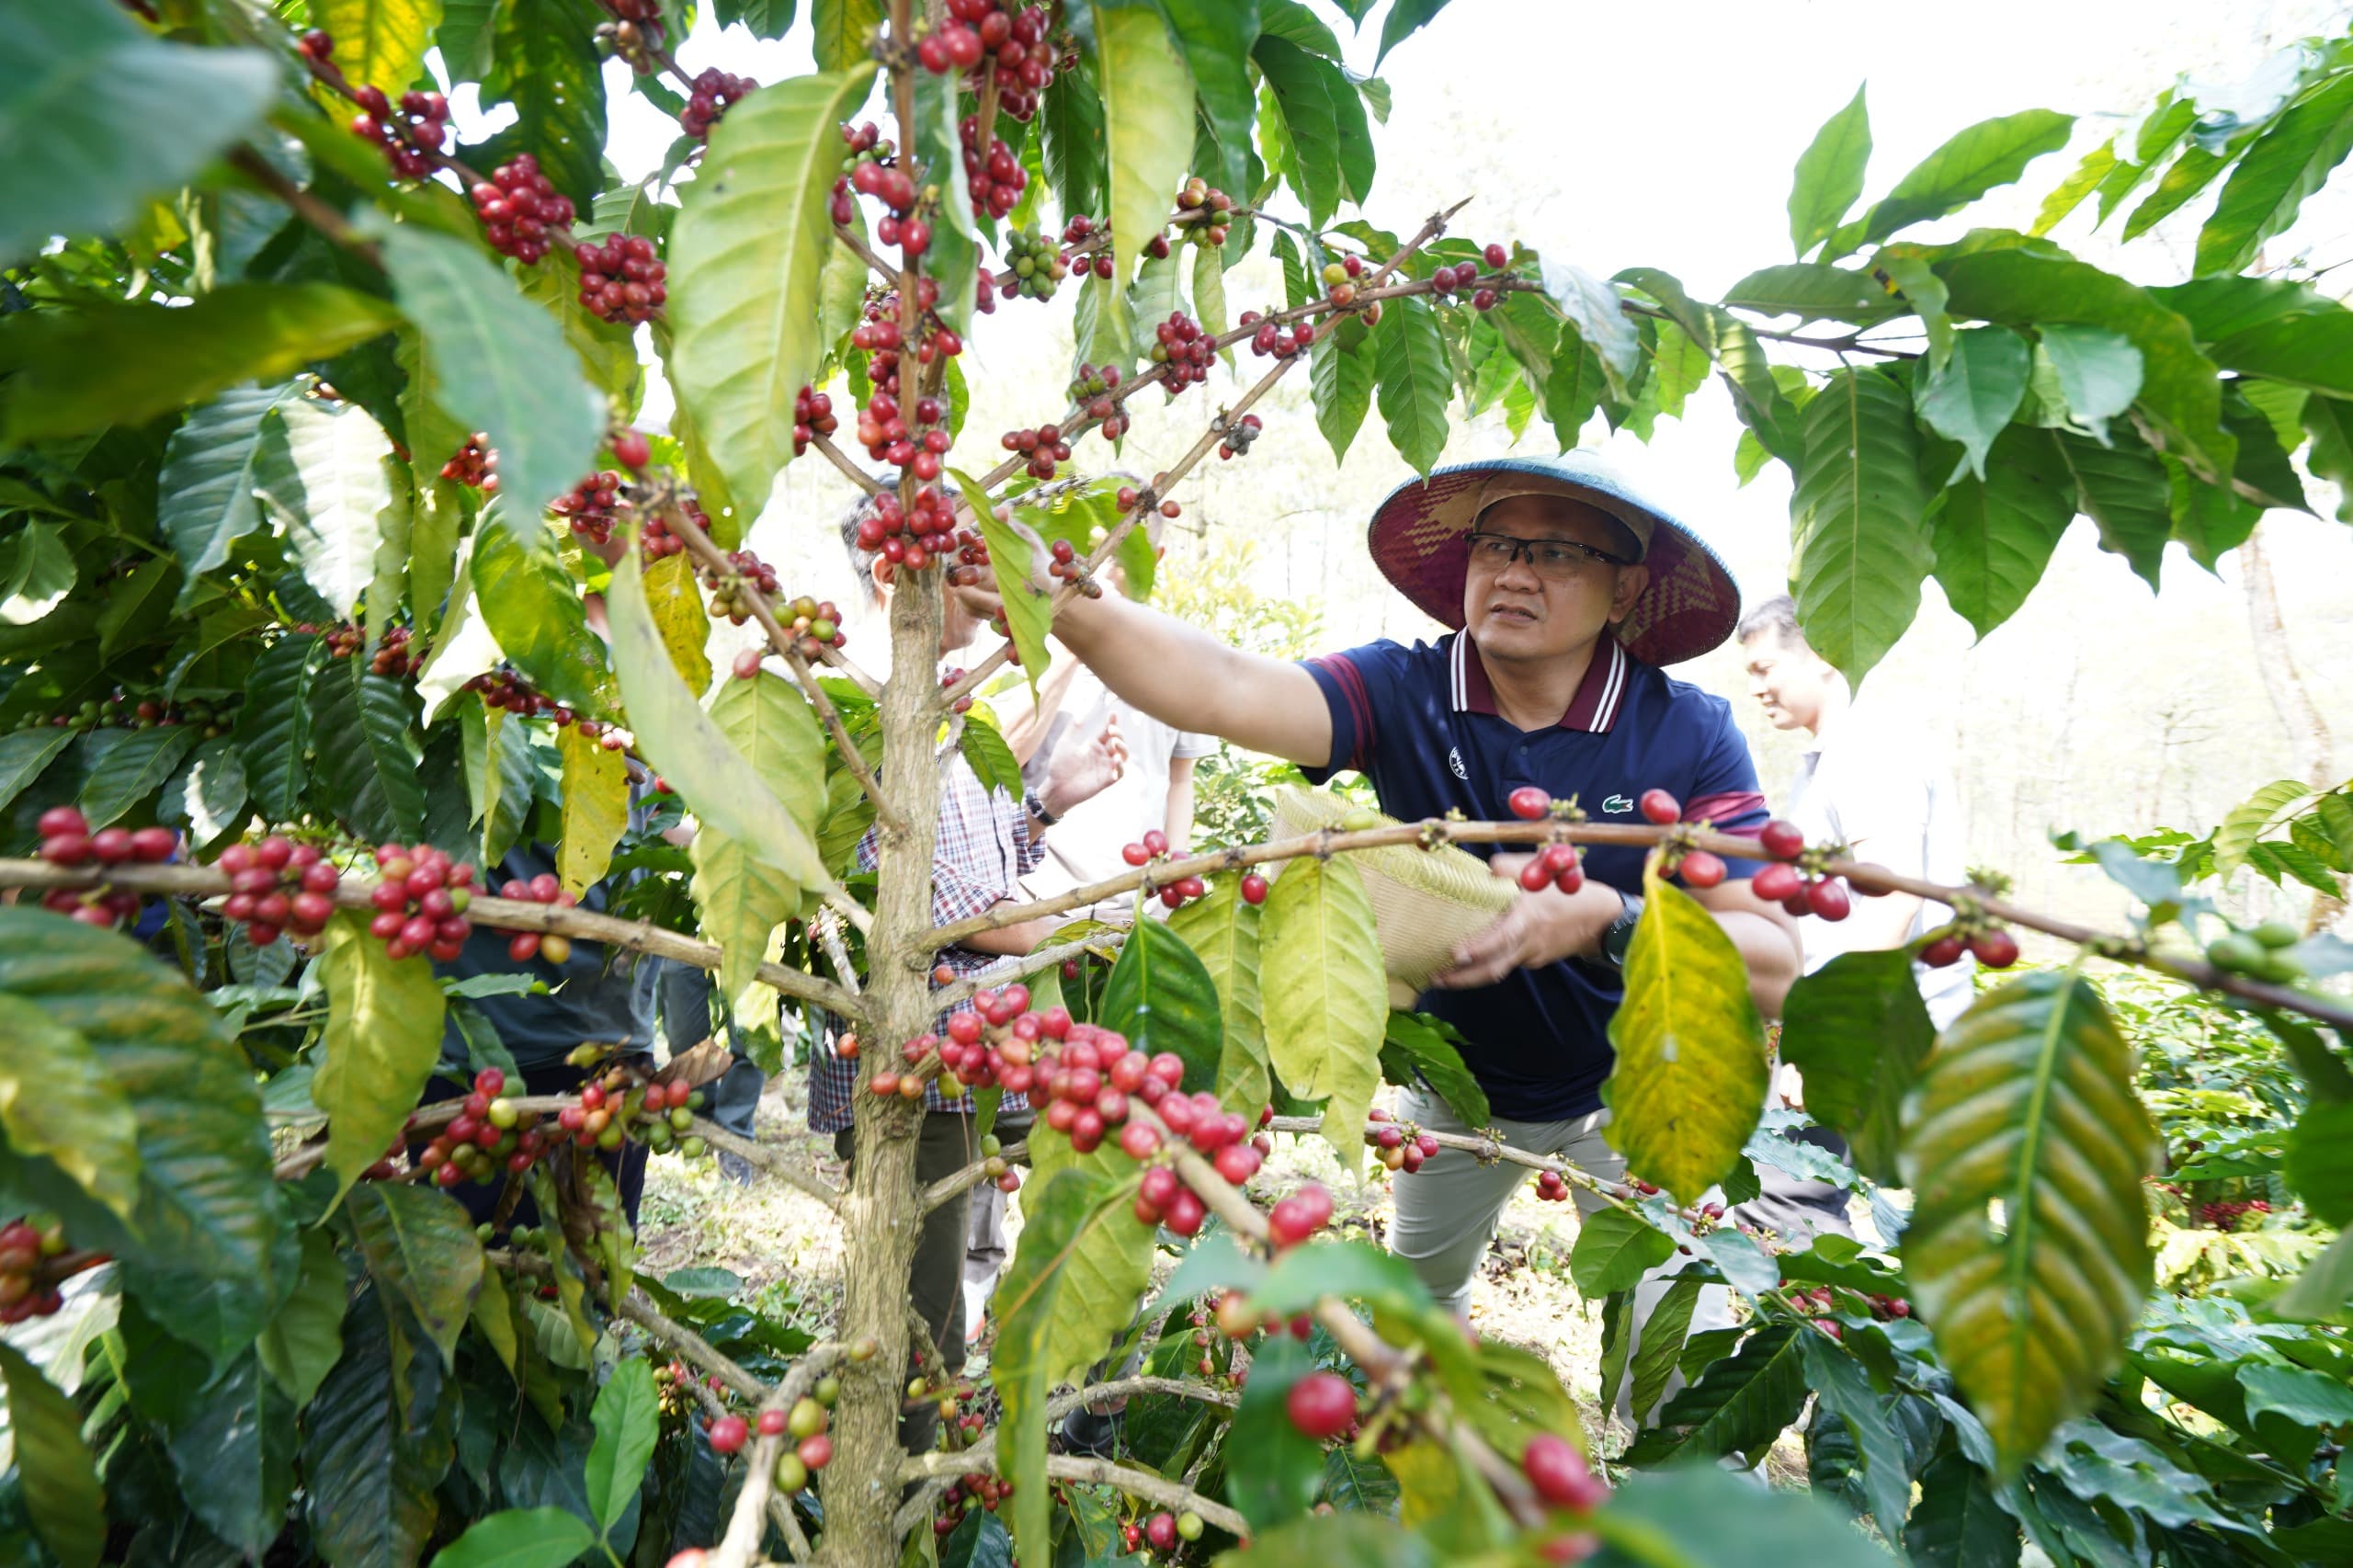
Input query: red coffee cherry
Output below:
<box><xmin>1758</xmin><ymin>819</ymin><xmax>1806</xmax><ymax>861</ymax></box>
<box><xmin>1284</xmin><ymin>1371</ymin><xmax>1357</xmax><ymax>1440</ymax></box>
<box><xmin>1508</xmin><ymin>785</ymin><xmax>1552</xmax><ymax>821</ymax></box>
<box><xmin>1638</xmin><ymin>788</ymin><xmax>1680</xmax><ymax>825</ymax></box>
<box><xmin>1969</xmin><ymin>928</ymin><xmax>2019</xmax><ymax>969</ymax></box>
<box><xmin>1521</xmin><ymin>1432</ymin><xmax>1608</xmax><ymax>1512</ymax></box>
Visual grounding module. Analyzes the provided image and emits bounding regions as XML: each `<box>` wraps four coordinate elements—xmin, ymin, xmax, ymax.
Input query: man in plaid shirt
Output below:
<box><xmin>813</xmin><ymin>502</ymin><xmax>1124</xmax><ymax>1454</ymax></box>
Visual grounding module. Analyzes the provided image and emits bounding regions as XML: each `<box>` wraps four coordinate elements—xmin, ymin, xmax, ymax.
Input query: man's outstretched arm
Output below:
<box><xmin>1046</xmin><ymin>589</ymin><xmax>1334</xmax><ymax>767</ymax></box>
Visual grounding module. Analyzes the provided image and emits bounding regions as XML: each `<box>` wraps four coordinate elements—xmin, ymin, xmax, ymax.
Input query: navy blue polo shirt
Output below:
<box><xmin>1301</xmin><ymin>631</ymin><xmax>1768</xmax><ymax>1123</ymax></box>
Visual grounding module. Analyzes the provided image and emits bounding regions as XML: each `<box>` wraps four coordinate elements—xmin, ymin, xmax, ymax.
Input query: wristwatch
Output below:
<box><xmin>1023</xmin><ymin>789</ymin><xmax>1058</xmax><ymax>827</ymax></box>
<box><xmin>1597</xmin><ymin>890</ymin><xmax>1644</xmax><ymax>970</ymax></box>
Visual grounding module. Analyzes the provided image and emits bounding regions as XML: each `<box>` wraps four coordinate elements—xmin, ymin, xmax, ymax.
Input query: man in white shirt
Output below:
<box><xmin>1737</xmin><ymin>596</ymin><xmax>1974</xmax><ymax>1240</ymax></box>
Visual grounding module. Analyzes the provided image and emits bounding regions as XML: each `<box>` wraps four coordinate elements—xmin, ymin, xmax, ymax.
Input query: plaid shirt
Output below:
<box><xmin>807</xmin><ymin>741</ymin><xmax>1044</xmax><ymax>1133</ymax></box>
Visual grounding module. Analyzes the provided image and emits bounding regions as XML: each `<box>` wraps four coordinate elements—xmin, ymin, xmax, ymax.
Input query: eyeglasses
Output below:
<box><xmin>1464</xmin><ymin>531</ymin><xmax>1632</xmax><ymax>578</ymax></box>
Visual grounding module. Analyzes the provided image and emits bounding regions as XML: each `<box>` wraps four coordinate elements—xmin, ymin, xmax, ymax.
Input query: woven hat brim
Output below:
<box><xmin>1367</xmin><ymin>457</ymin><xmax>1741</xmax><ymax>666</ymax></box>
<box><xmin>1269</xmin><ymin>790</ymin><xmax>1515</xmax><ymax>994</ymax></box>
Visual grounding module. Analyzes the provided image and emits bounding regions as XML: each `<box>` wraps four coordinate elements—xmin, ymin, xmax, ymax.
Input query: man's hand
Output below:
<box><xmin>1040</xmin><ymin>715</ymin><xmax>1126</xmax><ymax>820</ymax></box>
<box><xmin>1427</xmin><ymin>855</ymin><xmax>1625</xmax><ymax>988</ymax></box>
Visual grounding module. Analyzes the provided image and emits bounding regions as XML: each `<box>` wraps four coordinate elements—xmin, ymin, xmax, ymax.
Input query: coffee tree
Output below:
<box><xmin>2</xmin><ymin>1</ymin><xmax>2351</xmax><ymax>1564</ymax></box>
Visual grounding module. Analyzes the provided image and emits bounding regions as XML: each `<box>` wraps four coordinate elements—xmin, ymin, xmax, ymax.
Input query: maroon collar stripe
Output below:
<box><xmin>1450</xmin><ymin>634</ymin><xmax>1628</xmax><ymax>734</ymax></box>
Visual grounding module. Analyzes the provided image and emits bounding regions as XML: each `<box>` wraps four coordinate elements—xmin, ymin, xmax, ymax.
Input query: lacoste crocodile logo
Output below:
<box><xmin>1601</xmin><ymin>793</ymin><xmax>1634</xmax><ymax>814</ymax></box>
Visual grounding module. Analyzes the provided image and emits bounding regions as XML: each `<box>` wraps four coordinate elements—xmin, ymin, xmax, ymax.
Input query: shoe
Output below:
<box><xmin>1054</xmin><ymin>1405</ymin><xmax>1120</xmax><ymax>1460</ymax></box>
<box><xmin>717</xmin><ymin>1151</ymin><xmax>754</xmax><ymax>1187</ymax></box>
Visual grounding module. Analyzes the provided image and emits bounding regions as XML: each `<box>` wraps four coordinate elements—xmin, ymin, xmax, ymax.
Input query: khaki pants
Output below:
<box><xmin>1389</xmin><ymin>1085</ymin><xmax>1734</xmax><ymax>1427</ymax></box>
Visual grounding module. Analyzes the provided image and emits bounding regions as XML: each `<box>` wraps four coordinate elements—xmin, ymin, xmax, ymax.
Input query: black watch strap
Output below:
<box><xmin>1024</xmin><ymin>790</ymin><xmax>1057</xmax><ymax>827</ymax></box>
<box><xmin>1599</xmin><ymin>891</ymin><xmax>1644</xmax><ymax>970</ymax></box>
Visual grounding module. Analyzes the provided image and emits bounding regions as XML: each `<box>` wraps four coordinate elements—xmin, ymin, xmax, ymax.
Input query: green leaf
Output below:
<box><xmin>1789</xmin><ymin>367</ymin><xmax>1932</xmax><ymax>684</ymax></box>
<box><xmin>1260</xmin><ymin>854</ymin><xmax>1386</xmax><ymax>1165</ymax></box>
<box><xmin>1223</xmin><ymin>1513</ymin><xmax>1434</xmax><ymax>1568</ymax></box>
<box><xmin>1932</xmin><ymin>423</ymin><xmax>2075</xmax><ymax>641</ymax></box>
<box><xmin>1040</xmin><ymin>64</ymin><xmax>1106</xmax><ymax>223</ymax></box>
<box><xmin>1380</xmin><ymin>1008</ymin><xmax>1488</xmax><ymax>1127</ymax></box>
<box><xmin>2055</xmin><ymin>428</ymin><xmax>2172</xmax><ymax>589</ymax></box>
<box><xmin>1098</xmin><ymin>918</ymin><xmax>1223</xmax><ymax>1093</ymax></box>
<box><xmin>670</xmin><ymin>64</ymin><xmax>880</xmax><ymax>512</ymax></box>
<box><xmin>1905</xmin><ymin>1449</ymin><xmax>2020</xmax><ymax>1568</ymax></box>
<box><xmin>1547</xmin><ymin>263</ymin><xmax>1642</xmax><ymax>397</ymax></box>
<box><xmin>688</xmin><ymin>830</ymin><xmax>792</xmax><ymax>1007</ymax></box>
<box><xmin>1374</xmin><ymin>0</ymin><xmax>1453</xmax><ymax>65</ymax></box>
<box><xmin>1092</xmin><ymin>1</ymin><xmax>1193</xmax><ymax>285</ymax></box>
<box><xmin>1722</xmin><ymin>263</ymin><xmax>1894</xmax><ymax>324</ymax></box>
<box><xmin>158</xmin><ymin>382</ymin><xmax>294</xmax><ymax>598</ymax></box>
<box><xmin>913</xmin><ymin>67</ymin><xmax>979</xmax><ymax>335</ymax></box>
<box><xmin>1779</xmin><ymin>949</ymin><xmax>1937</xmax><ymax>1185</ymax></box>
<box><xmin>471</xmin><ymin>507</ymin><xmax>614</xmax><ymax>712</ymax></box>
<box><xmin>2300</xmin><ymin>391</ymin><xmax>2353</xmax><ymax>521</ymax></box>
<box><xmin>237</xmin><ymin>634</ymin><xmax>322</xmax><ymax>823</ymax></box>
<box><xmin>1254</xmin><ymin>34</ymin><xmax>1345</xmax><ymax>226</ymax></box>
<box><xmin>0</xmin><ymin>283</ymin><xmax>401</xmax><ymax>444</ymax></box>
<box><xmin>1936</xmin><ymin>249</ymin><xmax>2228</xmax><ymax>481</ymax></box>
<box><xmin>1247</xmin><ymin>1237</ymin><xmax>1429</xmax><ymax>1321</ymax></box>
<box><xmin>1604</xmin><ymin>863</ymin><xmax>1768</xmax><ymax>1204</ymax></box>
<box><xmin>0</xmin><ymin>0</ymin><xmax>276</xmax><ymax>267</ymax></box>
<box><xmin>2239</xmin><ymin>1361</ymin><xmax>2353</xmax><ymax>1427</ymax></box>
<box><xmin>258</xmin><ymin>1228</ymin><xmax>347</xmax><ymax>1408</ymax></box>
<box><xmin>429</xmin><ymin>1506</ymin><xmax>598</xmax><ymax>1568</ymax></box>
<box><xmin>2196</xmin><ymin>74</ymin><xmax>2353</xmax><ymax>277</ymax></box>
<box><xmin>0</xmin><ymin>726</ymin><xmax>74</xmax><ymax>820</ymax></box>
<box><xmin>608</xmin><ymin>551</ymin><xmax>833</xmax><ymax>893</ymax></box>
<box><xmin>585</xmin><ymin>1356</ymin><xmax>659</xmax><ymax>1537</ymax></box>
<box><xmin>252</xmin><ymin>396</ymin><xmax>394</xmax><ymax>621</ymax></box>
<box><xmin>2214</xmin><ymin>778</ymin><xmax>2312</xmax><ymax>879</ymax></box>
<box><xmin>959</xmin><ymin>468</ymin><xmax>1056</xmax><ymax>695</ymax></box>
<box><xmin>0</xmin><ymin>1340</ymin><xmax>104</xmax><ymax>1568</ymax></box>
<box><xmin>1900</xmin><ymin>971</ymin><xmax>2159</xmax><ymax>1471</ymax></box>
<box><xmin>0</xmin><ymin>994</ymin><xmax>140</xmax><ymax>1220</ymax></box>
<box><xmin>302</xmin><ymin>1284</ymin><xmax>454</xmax><ymax>1568</ymax></box>
<box><xmin>376</xmin><ymin>223</ymin><xmax>602</xmax><ymax>522</ymax></box>
<box><xmin>1163</xmin><ymin>0</ymin><xmax>1259</xmax><ymax>193</ymax></box>
<box><xmin>473</xmin><ymin>0</ymin><xmax>608</xmax><ymax>211</ymax></box>
<box><xmin>1917</xmin><ymin>327</ymin><xmax>2029</xmax><ymax>480</ymax></box>
<box><xmin>2036</xmin><ymin>324</ymin><xmax>2143</xmax><ymax>440</ymax></box>
<box><xmin>77</xmin><ymin>724</ymin><xmax>195</xmax><ymax>830</ymax></box>
<box><xmin>1826</xmin><ymin>108</ymin><xmax>2075</xmax><ymax>256</ymax></box>
<box><xmin>1223</xmin><ymin>1334</ymin><xmax>1327</xmax><ymax>1529</ymax></box>
<box><xmin>1800</xmin><ymin>1332</ymin><xmax>1909</xmax><ymax>1540</ymax></box>
<box><xmin>320</xmin><ymin>0</ymin><xmax>444</xmax><ymax>100</ymax></box>
<box><xmin>959</xmin><ymin>710</ymin><xmax>1022</xmax><ymax>799</ymax></box>
<box><xmin>1372</xmin><ymin>295</ymin><xmax>1450</xmax><ymax>477</ymax></box>
<box><xmin>810</xmin><ymin>0</ymin><xmax>883</xmax><ymax>70</ymax></box>
<box><xmin>1569</xmin><ymin>1206</ymin><xmax>1675</xmax><ymax>1297</ymax></box>
<box><xmin>1878</xmin><ymin>250</ymin><xmax>1954</xmax><ymax>369</ymax></box>
<box><xmin>2033</xmin><ymin>138</ymin><xmax>2118</xmax><ymax>236</ymax></box>
<box><xmin>996</xmin><ymin>1167</ymin><xmax>1153</xmax><ymax>1554</ymax></box>
<box><xmin>347</xmin><ymin>1182</ymin><xmax>482</xmax><ymax>1369</ymax></box>
<box><xmin>1789</xmin><ymin>84</ymin><xmax>1872</xmax><ymax>257</ymax></box>
<box><xmin>1595</xmin><ymin>1463</ymin><xmax>1904</xmax><ymax>1568</ymax></box>
<box><xmin>1310</xmin><ymin>317</ymin><xmax>1376</xmax><ymax>463</ymax></box>
<box><xmin>315</xmin><ymin>911</ymin><xmax>447</xmax><ymax>1201</ymax></box>
<box><xmin>307</xmin><ymin>660</ymin><xmax>423</xmax><ymax>842</ymax></box>
<box><xmin>2275</xmin><ymin>1229</ymin><xmax>2353</xmax><ymax>1323</ymax></box>
<box><xmin>1624</xmin><ymin>1323</ymin><xmax>1809</xmax><ymax>1465</ymax></box>
<box><xmin>1165</xmin><ymin>875</ymin><xmax>1271</xmax><ymax>1119</ymax></box>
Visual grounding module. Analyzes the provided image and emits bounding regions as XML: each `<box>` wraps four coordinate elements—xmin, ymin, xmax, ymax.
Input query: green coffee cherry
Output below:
<box><xmin>2252</xmin><ymin>920</ymin><xmax>2301</xmax><ymax>949</ymax></box>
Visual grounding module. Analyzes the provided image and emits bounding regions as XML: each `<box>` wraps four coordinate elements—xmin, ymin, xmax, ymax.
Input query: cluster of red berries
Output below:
<box><xmin>1504</xmin><ymin>788</ymin><xmax>1593</xmax><ymax>893</ymax></box>
<box><xmin>938</xmin><ymin>666</ymin><xmax>974</xmax><ymax>716</ymax></box>
<box><xmin>1319</xmin><ymin>252</ymin><xmax>1370</xmax><ymax>308</ymax></box>
<box><xmin>1920</xmin><ymin>926</ymin><xmax>2018</xmax><ymax>970</ymax></box>
<box><xmin>1124</xmin><ymin>1509</ymin><xmax>1207</xmax><ymax>1554</ymax></box>
<box><xmin>217</xmin><ymin>835</ymin><xmax>340</xmax><ymax>947</ymax></box>
<box><xmin>1242</xmin><ymin>310</ymin><xmax>1316</xmax><ymax>359</ymax></box>
<box><xmin>640</xmin><ymin>497</ymin><xmax>710</xmax><ymax>562</ymax></box>
<box><xmin>1174</xmin><ymin>176</ymin><xmax>1233</xmax><ymax>245</ymax></box>
<box><xmin>412</xmin><ymin>1068</ymin><xmax>554</xmax><ymax>1189</ymax></box>
<box><xmin>827</xmin><ymin>121</ymin><xmax>892</xmax><ymax>226</ymax></box>
<box><xmin>592</xmin><ymin>0</ymin><xmax>666</xmax><ymax>68</ymax></box>
<box><xmin>930</xmin><ymin>1464</ymin><xmax>1015</xmax><ymax>1537</ymax></box>
<box><xmin>0</xmin><ymin>1220</ymin><xmax>79</xmax><ymax>1325</ymax></box>
<box><xmin>852</xmin><ymin>386</ymin><xmax>953</xmax><ymax>480</ymax></box>
<box><xmin>1534</xmin><ymin>1167</ymin><xmax>1572</xmax><ymax>1203</ymax></box>
<box><xmin>1111</xmin><ymin>483</ymin><xmax>1182</xmax><ymax>524</ymax></box>
<box><xmin>550</xmin><ymin>1054</ymin><xmax>712</xmax><ymax>1160</ymax></box>
<box><xmin>949</xmin><ymin>527</ymin><xmax>995</xmax><ymax>589</ymax></box>
<box><xmin>1067</xmin><ymin>360</ymin><xmax>1130</xmax><ymax>438</ymax></box>
<box><xmin>35</xmin><ymin>807</ymin><xmax>173</xmax><ymax>929</ymax></box>
<box><xmin>959</xmin><ymin>111</ymin><xmax>1029</xmax><ymax>222</ymax></box>
<box><xmin>1117</xmin><ymin>830</ymin><xmax>1207</xmax><ymax>910</ymax></box>
<box><xmin>789</xmin><ymin>385</ymin><xmax>839</xmax><ymax>457</ymax></box>
<box><xmin>850</xmin><ymin>483</ymin><xmax>961</xmax><ymax>572</ymax></box>
<box><xmin>439</xmin><ymin>434</ymin><xmax>496</xmax><ymax>491</ymax></box>
<box><xmin>1217</xmin><ymin>414</ymin><xmax>1264</xmax><ymax>461</ymax></box>
<box><xmin>1752</xmin><ymin>817</ymin><xmax>1852</xmax><ymax>921</ymax></box>
<box><xmin>1369</xmin><ymin>1108</ymin><xmax>1441</xmax><ymax>1174</ymax></box>
<box><xmin>365</xmin><ymin>842</ymin><xmax>476</xmax><ymax>961</ymax></box>
<box><xmin>552</xmin><ymin>471</ymin><xmax>626</xmax><ymax>543</ymax></box>
<box><xmin>347</xmin><ymin>83</ymin><xmax>449</xmax><ymax>180</ymax></box>
<box><xmin>1062</xmin><ymin>214</ymin><xmax>1120</xmax><ymax>279</ymax></box>
<box><xmin>2197</xmin><ymin>1198</ymin><xmax>2272</xmax><ymax>1232</ymax></box>
<box><xmin>498</xmin><ymin>873</ymin><xmax>577</xmax><ymax>965</ymax></box>
<box><xmin>1002</xmin><ymin>421</ymin><xmax>1074</xmax><ymax>481</ymax></box>
<box><xmin>1001</xmin><ymin>224</ymin><xmax>1069</xmax><ymax>301</ymax></box>
<box><xmin>21</xmin><ymin>689</ymin><xmax>234</xmax><ymax>736</ymax></box>
<box><xmin>934</xmin><ymin>1</ymin><xmax>1059</xmax><ymax>121</ymax></box>
<box><xmin>707</xmin><ymin>1392</ymin><xmax>834</xmax><ymax>1492</ymax></box>
<box><xmin>875</xmin><ymin>207</ymin><xmax>932</xmax><ymax>260</ymax></box>
<box><xmin>1148</xmin><ymin>311</ymin><xmax>1215</xmax><ymax>392</ymax></box>
<box><xmin>1042</xmin><ymin>536</ymin><xmax>1104</xmax><ymax>598</ymax></box>
<box><xmin>575</xmin><ymin>233</ymin><xmax>667</xmax><ymax>325</ymax></box>
<box><xmin>1431</xmin><ymin>243</ymin><xmax>1517</xmax><ymax>312</ymax></box>
<box><xmin>702</xmin><ymin>553</ymin><xmax>783</xmax><ymax>621</ymax></box>
<box><xmin>678</xmin><ymin>66</ymin><xmax>756</xmax><ymax>142</ymax></box>
<box><xmin>348</xmin><ymin>624</ymin><xmax>419</xmax><ymax>679</ymax></box>
<box><xmin>465</xmin><ymin>669</ymin><xmax>620</xmax><ymax>748</ymax></box>
<box><xmin>470</xmin><ymin>153</ymin><xmax>574</xmax><ymax>265</ymax></box>
<box><xmin>1522</xmin><ymin>1431</ymin><xmax>1609</xmax><ymax>1531</ymax></box>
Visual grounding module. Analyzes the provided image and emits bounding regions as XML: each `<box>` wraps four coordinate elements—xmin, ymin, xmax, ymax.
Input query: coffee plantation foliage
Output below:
<box><xmin>2</xmin><ymin>0</ymin><xmax>2353</xmax><ymax>1564</ymax></box>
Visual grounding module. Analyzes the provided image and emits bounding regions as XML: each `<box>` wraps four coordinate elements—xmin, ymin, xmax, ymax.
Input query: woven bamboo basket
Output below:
<box><xmin>1268</xmin><ymin>788</ymin><xmax>1518</xmax><ymax>1006</ymax></box>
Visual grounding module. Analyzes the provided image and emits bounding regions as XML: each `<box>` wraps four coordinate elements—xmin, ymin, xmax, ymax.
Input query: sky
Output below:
<box><xmin>445</xmin><ymin>0</ymin><xmax>2353</xmax><ymax>930</ymax></box>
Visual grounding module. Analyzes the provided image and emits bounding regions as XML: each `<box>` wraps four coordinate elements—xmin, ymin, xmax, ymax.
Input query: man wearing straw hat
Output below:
<box><xmin>1040</xmin><ymin>452</ymin><xmax>1803</xmax><ymax>1318</ymax></box>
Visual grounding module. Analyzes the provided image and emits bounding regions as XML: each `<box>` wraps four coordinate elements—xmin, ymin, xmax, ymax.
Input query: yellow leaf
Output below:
<box><xmin>556</xmin><ymin>724</ymin><xmax>629</xmax><ymax>897</ymax></box>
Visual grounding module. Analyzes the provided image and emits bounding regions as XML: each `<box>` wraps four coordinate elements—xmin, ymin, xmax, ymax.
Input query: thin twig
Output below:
<box><xmin>228</xmin><ymin>145</ymin><xmax>381</xmax><ymax>263</ymax></box>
